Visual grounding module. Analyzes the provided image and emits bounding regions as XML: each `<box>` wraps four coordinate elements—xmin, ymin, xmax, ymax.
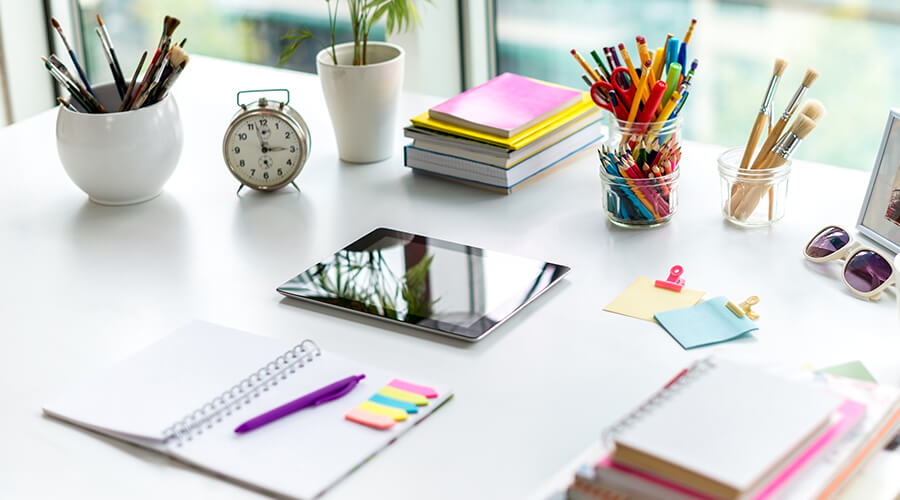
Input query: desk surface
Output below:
<box><xmin>2</xmin><ymin>56</ymin><xmax>898</xmax><ymax>500</ymax></box>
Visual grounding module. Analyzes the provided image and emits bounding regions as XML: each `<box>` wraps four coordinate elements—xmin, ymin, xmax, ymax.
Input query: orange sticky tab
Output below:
<box><xmin>345</xmin><ymin>408</ymin><xmax>395</xmax><ymax>430</ymax></box>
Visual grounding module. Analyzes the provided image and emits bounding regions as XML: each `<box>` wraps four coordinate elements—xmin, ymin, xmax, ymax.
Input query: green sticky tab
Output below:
<box><xmin>819</xmin><ymin>360</ymin><xmax>877</xmax><ymax>383</ymax></box>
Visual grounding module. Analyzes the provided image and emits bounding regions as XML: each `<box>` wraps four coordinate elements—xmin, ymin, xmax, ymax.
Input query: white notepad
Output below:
<box><xmin>43</xmin><ymin>321</ymin><xmax>452</xmax><ymax>499</ymax></box>
<box><xmin>606</xmin><ymin>357</ymin><xmax>842</xmax><ymax>499</ymax></box>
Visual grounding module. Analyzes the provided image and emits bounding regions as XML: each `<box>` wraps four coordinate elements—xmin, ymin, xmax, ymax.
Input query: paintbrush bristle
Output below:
<box><xmin>799</xmin><ymin>99</ymin><xmax>826</xmax><ymax>123</ymax></box>
<box><xmin>96</xmin><ymin>14</ymin><xmax>104</xmax><ymax>26</ymax></box>
<box><xmin>789</xmin><ymin>114</ymin><xmax>817</xmax><ymax>140</ymax></box>
<box><xmin>802</xmin><ymin>67</ymin><xmax>819</xmax><ymax>87</ymax></box>
<box><xmin>167</xmin><ymin>46</ymin><xmax>188</xmax><ymax>68</ymax></box>
<box><xmin>164</xmin><ymin>16</ymin><xmax>181</xmax><ymax>37</ymax></box>
<box><xmin>773</xmin><ymin>58</ymin><xmax>788</xmax><ymax>77</ymax></box>
<box><xmin>51</xmin><ymin>17</ymin><xmax>62</xmax><ymax>30</ymax></box>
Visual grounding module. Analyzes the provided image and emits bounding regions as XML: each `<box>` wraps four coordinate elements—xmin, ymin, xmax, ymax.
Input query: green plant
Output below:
<box><xmin>280</xmin><ymin>0</ymin><xmax>428</xmax><ymax>66</ymax></box>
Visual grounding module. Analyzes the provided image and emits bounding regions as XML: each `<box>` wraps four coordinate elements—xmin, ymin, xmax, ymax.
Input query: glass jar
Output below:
<box><xmin>718</xmin><ymin>147</ymin><xmax>792</xmax><ymax>227</ymax></box>
<box><xmin>599</xmin><ymin>115</ymin><xmax>683</xmax><ymax>228</ymax></box>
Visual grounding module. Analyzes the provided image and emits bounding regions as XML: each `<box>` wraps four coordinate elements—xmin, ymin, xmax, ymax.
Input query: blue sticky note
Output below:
<box><xmin>369</xmin><ymin>393</ymin><xmax>418</xmax><ymax>413</ymax></box>
<box><xmin>654</xmin><ymin>296</ymin><xmax>758</xmax><ymax>349</ymax></box>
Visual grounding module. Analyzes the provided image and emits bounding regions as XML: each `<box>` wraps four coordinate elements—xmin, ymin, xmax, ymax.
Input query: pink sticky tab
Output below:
<box><xmin>388</xmin><ymin>379</ymin><xmax>438</xmax><ymax>398</ymax></box>
<box><xmin>345</xmin><ymin>408</ymin><xmax>395</xmax><ymax>430</ymax></box>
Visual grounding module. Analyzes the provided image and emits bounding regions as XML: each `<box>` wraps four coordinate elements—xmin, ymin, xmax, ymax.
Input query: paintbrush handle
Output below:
<box><xmin>749</xmin><ymin>118</ymin><xmax>787</xmax><ymax>170</ymax></box>
<box><xmin>739</xmin><ymin>113</ymin><xmax>768</xmax><ymax>170</ymax></box>
<box><xmin>67</xmin><ymin>49</ymin><xmax>96</xmax><ymax>98</ymax></box>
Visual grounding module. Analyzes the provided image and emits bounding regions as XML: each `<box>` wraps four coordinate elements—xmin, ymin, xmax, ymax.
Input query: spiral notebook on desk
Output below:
<box><xmin>43</xmin><ymin>321</ymin><xmax>453</xmax><ymax>499</ymax></box>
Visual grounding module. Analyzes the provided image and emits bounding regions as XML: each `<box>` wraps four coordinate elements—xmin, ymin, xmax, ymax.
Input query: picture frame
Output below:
<box><xmin>857</xmin><ymin>108</ymin><xmax>900</xmax><ymax>254</ymax></box>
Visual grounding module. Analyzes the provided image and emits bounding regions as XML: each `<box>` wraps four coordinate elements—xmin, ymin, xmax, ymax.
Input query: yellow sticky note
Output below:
<box><xmin>378</xmin><ymin>386</ymin><xmax>428</xmax><ymax>406</ymax></box>
<box><xmin>358</xmin><ymin>401</ymin><xmax>408</xmax><ymax>421</ymax></box>
<box><xmin>604</xmin><ymin>277</ymin><xmax>705</xmax><ymax>322</ymax></box>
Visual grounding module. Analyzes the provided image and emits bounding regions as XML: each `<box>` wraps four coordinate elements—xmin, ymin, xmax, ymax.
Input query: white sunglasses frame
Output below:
<box><xmin>803</xmin><ymin>225</ymin><xmax>896</xmax><ymax>301</ymax></box>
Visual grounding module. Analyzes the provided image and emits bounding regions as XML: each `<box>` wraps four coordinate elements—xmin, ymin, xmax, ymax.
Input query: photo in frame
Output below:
<box><xmin>857</xmin><ymin>109</ymin><xmax>900</xmax><ymax>254</ymax></box>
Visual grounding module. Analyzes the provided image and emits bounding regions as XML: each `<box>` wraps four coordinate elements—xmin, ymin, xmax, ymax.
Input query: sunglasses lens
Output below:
<box><xmin>844</xmin><ymin>251</ymin><xmax>893</xmax><ymax>293</ymax></box>
<box><xmin>806</xmin><ymin>226</ymin><xmax>850</xmax><ymax>258</ymax></box>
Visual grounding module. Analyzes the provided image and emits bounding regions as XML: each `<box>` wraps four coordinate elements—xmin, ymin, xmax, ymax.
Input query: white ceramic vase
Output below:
<box><xmin>316</xmin><ymin>41</ymin><xmax>404</xmax><ymax>163</ymax></box>
<box><xmin>56</xmin><ymin>82</ymin><xmax>183</xmax><ymax>205</ymax></box>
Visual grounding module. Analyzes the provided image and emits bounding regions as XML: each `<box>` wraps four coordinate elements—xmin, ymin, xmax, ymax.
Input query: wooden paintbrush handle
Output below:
<box><xmin>749</xmin><ymin>119</ymin><xmax>787</xmax><ymax>170</ymax></box>
<box><xmin>739</xmin><ymin>113</ymin><xmax>768</xmax><ymax>170</ymax></box>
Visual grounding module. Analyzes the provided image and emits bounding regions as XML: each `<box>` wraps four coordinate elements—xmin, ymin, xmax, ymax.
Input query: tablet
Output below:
<box><xmin>277</xmin><ymin>228</ymin><xmax>571</xmax><ymax>342</ymax></box>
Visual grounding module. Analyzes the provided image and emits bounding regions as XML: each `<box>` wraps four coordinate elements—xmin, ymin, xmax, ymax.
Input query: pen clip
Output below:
<box><xmin>314</xmin><ymin>376</ymin><xmax>363</xmax><ymax>405</ymax></box>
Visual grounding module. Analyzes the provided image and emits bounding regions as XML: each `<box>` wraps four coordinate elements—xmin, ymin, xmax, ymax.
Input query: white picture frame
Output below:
<box><xmin>857</xmin><ymin>109</ymin><xmax>900</xmax><ymax>254</ymax></box>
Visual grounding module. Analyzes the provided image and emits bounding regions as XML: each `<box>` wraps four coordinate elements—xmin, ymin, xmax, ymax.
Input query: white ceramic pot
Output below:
<box><xmin>56</xmin><ymin>82</ymin><xmax>183</xmax><ymax>205</ymax></box>
<box><xmin>316</xmin><ymin>41</ymin><xmax>404</xmax><ymax>163</ymax></box>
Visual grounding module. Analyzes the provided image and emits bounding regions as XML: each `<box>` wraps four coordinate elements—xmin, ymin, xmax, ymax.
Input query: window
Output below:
<box><xmin>496</xmin><ymin>0</ymin><xmax>900</xmax><ymax>170</ymax></box>
<box><xmin>75</xmin><ymin>0</ymin><xmax>385</xmax><ymax>79</ymax></box>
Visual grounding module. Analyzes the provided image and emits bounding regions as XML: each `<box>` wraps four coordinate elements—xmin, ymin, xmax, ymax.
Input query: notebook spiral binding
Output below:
<box><xmin>601</xmin><ymin>358</ymin><xmax>716</xmax><ymax>446</ymax></box>
<box><xmin>160</xmin><ymin>339</ymin><xmax>322</xmax><ymax>445</ymax></box>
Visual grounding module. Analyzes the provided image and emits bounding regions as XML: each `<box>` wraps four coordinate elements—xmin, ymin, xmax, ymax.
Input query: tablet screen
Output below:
<box><xmin>277</xmin><ymin>228</ymin><xmax>570</xmax><ymax>341</ymax></box>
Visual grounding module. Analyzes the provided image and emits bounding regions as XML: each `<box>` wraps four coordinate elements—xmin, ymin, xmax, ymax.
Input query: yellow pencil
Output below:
<box><xmin>617</xmin><ymin>43</ymin><xmax>641</xmax><ymax>103</ymax></box>
<box><xmin>627</xmin><ymin>60</ymin><xmax>653</xmax><ymax>124</ymax></box>
<box><xmin>683</xmin><ymin>19</ymin><xmax>698</xmax><ymax>46</ymax></box>
<box><xmin>655</xmin><ymin>90</ymin><xmax>682</xmax><ymax>123</ymax></box>
<box><xmin>570</xmin><ymin>49</ymin><xmax>601</xmax><ymax>83</ymax></box>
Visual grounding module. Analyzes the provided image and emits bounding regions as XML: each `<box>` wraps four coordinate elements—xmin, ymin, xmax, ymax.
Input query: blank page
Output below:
<box><xmin>614</xmin><ymin>358</ymin><xmax>841</xmax><ymax>493</ymax></box>
<box><xmin>43</xmin><ymin>322</ymin><xmax>316</xmax><ymax>440</ymax></box>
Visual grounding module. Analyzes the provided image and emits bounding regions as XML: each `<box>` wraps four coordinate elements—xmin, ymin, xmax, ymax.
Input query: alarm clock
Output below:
<box><xmin>222</xmin><ymin>89</ymin><xmax>311</xmax><ymax>193</ymax></box>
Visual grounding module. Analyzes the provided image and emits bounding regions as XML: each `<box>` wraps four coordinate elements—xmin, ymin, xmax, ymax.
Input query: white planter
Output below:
<box><xmin>56</xmin><ymin>82</ymin><xmax>183</xmax><ymax>205</ymax></box>
<box><xmin>316</xmin><ymin>41</ymin><xmax>404</xmax><ymax>163</ymax></box>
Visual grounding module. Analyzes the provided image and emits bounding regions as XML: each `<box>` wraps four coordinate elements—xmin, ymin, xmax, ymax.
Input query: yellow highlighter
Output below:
<box><xmin>357</xmin><ymin>400</ymin><xmax>408</xmax><ymax>421</ymax></box>
<box><xmin>378</xmin><ymin>386</ymin><xmax>429</xmax><ymax>406</ymax></box>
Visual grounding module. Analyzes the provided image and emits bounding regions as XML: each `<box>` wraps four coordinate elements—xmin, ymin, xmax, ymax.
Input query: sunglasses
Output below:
<box><xmin>803</xmin><ymin>226</ymin><xmax>896</xmax><ymax>300</ymax></box>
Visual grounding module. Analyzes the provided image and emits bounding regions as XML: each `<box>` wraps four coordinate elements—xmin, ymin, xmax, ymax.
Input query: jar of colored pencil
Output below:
<box><xmin>718</xmin><ymin>147</ymin><xmax>792</xmax><ymax>227</ymax></box>
<box><xmin>598</xmin><ymin>116</ymin><xmax>682</xmax><ymax>228</ymax></box>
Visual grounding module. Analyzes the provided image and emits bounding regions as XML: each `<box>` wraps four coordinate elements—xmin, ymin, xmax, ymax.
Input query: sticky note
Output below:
<box><xmin>604</xmin><ymin>277</ymin><xmax>705</xmax><ymax>322</ymax></box>
<box><xmin>345</xmin><ymin>408</ymin><xmax>395</xmax><ymax>429</ymax></box>
<box><xmin>370</xmin><ymin>393</ymin><xmax>418</xmax><ymax>413</ymax></box>
<box><xmin>357</xmin><ymin>401</ymin><xmax>408</xmax><ymax>421</ymax></box>
<box><xmin>654</xmin><ymin>296</ymin><xmax>758</xmax><ymax>349</ymax></box>
<box><xmin>818</xmin><ymin>361</ymin><xmax>877</xmax><ymax>383</ymax></box>
<box><xmin>378</xmin><ymin>386</ymin><xmax>428</xmax><ymax>406</ymax></box>
<box><xmin>389</xmin><ymin>379</ymin><xmax>438</xmax><ymax>398</ymax></box>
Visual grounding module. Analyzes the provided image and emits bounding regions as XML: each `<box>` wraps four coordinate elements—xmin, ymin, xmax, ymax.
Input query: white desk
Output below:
<box><xmin>2</xmin><ymin>56</ymin><xmax>898</xmax><ymax>500</ymax></box>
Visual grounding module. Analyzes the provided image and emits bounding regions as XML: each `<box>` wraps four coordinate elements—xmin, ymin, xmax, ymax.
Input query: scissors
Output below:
<box><xmin>590</xmin><ymin>67</ymin><xmax>636</xmax><ymax>115</ymax></box>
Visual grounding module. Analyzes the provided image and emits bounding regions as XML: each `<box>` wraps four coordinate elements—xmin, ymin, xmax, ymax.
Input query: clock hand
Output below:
<box><xmin>265</xmin><ymin>146</ymin><xmax>287</xmax><ymax>152</ymax></box>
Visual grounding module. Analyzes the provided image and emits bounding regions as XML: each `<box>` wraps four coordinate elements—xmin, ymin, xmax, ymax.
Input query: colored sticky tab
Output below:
<box><xmin>654</xmin><ymin>296</ymin><xmax>758</xmax><ymax>349</ymax></box>
<box><xmin>345</xmin><ymin>408</ymin><xmax>395</xmax><ymax>430</ymax></box>
<box><xmin>604</xmin><ymin>277</ymin><xmax>705</xmax><ymax>322</ymax></box>
<box><xmin>370</xmin><ymin>393</ymin><xmax>418</xmax><ymax>413</ymax></box>
<box><xmin>818</xmin><ymin>360</ymin><xmax>877</xmax><ymax>383</ymax></box>
<box><xmin>378</xmin><ymin>386</ymin><xmax>428</xmax><ymax>406</ymax></box>
<box><xmin>358</xmin><ymin>401</ymin><xmax>408</xmax><ymax>421</ymax></box>
<box><xmin>388</xmin><ymin>379</ymin><xmax>438</xmax><ymax>398</ymax></box>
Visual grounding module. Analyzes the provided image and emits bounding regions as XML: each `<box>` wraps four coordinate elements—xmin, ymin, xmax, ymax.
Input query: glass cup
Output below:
<box><xmin>718</xmin><ymin>147</ymin><xmax>792</xmax><ymax>227</ymax></box>
<box><xmin>599</xmin><ymin>115</ymin><xmax>682</xmax><ymax>228</ymax></box>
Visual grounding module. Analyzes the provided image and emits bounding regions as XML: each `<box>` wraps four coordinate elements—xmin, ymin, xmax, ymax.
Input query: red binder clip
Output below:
<box><xmin>655</xmin><ymin>265</ymin><xmax>685</xmax><ymax>292</ymax></box>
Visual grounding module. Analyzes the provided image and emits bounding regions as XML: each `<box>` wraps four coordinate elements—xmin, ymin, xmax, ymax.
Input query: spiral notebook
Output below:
<box><xmin>604</xmin><ymin>357</ymin><xmax>843</xmax><ymax>500</ymax></box>
<box><xmin>42</xmin><ymin>321</ymin><xmax>453</xmax><ymax>500</ymax></box>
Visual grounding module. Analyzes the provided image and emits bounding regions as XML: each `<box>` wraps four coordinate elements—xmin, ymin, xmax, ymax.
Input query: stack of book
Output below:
<box><xmin>404</xmin><ymin>72</ymin><xmax>604</xmax><ymax>193</ymax></box>
<box><xmin>567</xmin><ymin>358</ymin><xmax>900</xmax><ymax>500</ymax></box>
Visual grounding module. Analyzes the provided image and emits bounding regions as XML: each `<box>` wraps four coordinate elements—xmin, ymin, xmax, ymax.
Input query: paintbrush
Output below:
<box><xmin>57</xmin><ymin>96</ymin><xmax>77</xmax><ymax>112</ymax></box>
<box><xmin>734</xmin><ymin>113</ymin><xmax>822</xmax><ymax>220</ymax></box>
<box><xmin>42</xmin><ymin>58</ymin><xmax>94</xmax><ymax>112</ymax></box>
<box><xmin>739</xmin><ymin>58</ymin><xmax>788</xmax><ymax>170</ymax></box>
<box><xmin>120</xmin><ymin>51</ymin><xmax>147</xmax><ymax>111</ymax></box>
<box><xmin>138</xmin><ymin>45</ymin><xmax>186</xmax><ymax>107</ymax></box>
<box><xmin>127</xmin><ymin>16</ymin><xmax>180</xmax><ymax>110</ymax></box>
<box><xmin>51</xmin><ymin>18</ymin><xmax>96</xmax><ymax>99</ymax></box>
<box><xmin>47</xmin><ymin>55</ymin><xmax>106</xmax><ymax>112</ymax></box>
<box><xmin>96</xmin><ymin>14</ymin><xmax>127</xmax><ymax>98</ymax></box>
<box><xmin>149</xmin><ymin>49</ymin><xmax>189</xmax><ymax>104</ymax></box>
<box><xmin>748</xmin><ymin>67</ymin><xmax>819</xmax><ymax>170</ymax></box>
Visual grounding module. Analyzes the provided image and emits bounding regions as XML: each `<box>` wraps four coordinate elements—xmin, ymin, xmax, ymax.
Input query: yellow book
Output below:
<box><xmin>410</xmin><ymin>92</ymin><xmax>595</xmax><ymax>151</ymax></box>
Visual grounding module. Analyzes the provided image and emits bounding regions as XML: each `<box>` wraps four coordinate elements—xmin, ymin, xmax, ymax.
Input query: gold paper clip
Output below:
<box><xmin>739</xmin><ymin>296</ymin><xmax>760</xmax><ymax>320</ymax></box>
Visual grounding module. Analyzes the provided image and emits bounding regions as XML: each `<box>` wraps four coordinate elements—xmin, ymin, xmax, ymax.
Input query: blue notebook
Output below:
<box><xmin>654</xmin><ymin>296</ymin><xmax>758</xmax><ymax>349</ymax></box>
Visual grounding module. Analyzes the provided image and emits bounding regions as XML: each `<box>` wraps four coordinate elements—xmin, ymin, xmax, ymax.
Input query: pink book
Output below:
<box><xmin>592</xmin><ymin>399</ymin><xmax>865</xmax><ymax>500</ymax></box>
<box><xmin>428</xmin><ymin>73</ymin><xmax>583</xmax><ymax>138</ymax></box>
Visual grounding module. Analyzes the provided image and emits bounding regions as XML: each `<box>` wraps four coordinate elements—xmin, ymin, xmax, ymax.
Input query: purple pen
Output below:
<box><xmin>234</xmin><ymin>374</ymin><xmax>365</xmax><ymax>434</ymax></box>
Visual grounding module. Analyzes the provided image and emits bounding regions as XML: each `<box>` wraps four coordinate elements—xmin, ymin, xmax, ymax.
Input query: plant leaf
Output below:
<box><xmin>278</xmin><ymin>28</ymin><xmax>313</xmax><ymax>66</ymax></box>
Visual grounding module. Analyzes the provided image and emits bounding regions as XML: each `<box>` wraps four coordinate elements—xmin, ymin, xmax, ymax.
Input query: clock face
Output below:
<box><xmin>223</xmin><ymin>110</ymin><xmax>306</xmax><ymax>190</ymax></box>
